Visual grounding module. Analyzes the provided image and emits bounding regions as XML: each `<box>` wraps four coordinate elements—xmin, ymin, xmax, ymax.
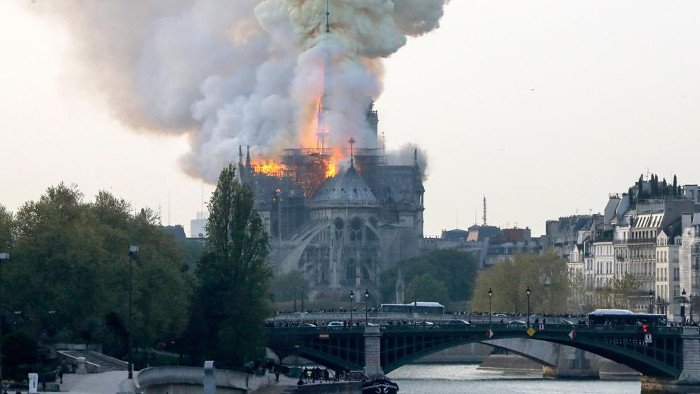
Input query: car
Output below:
<box><xmin>508</xmin><ymin>320</ymin><xmax>527</xmax><ymax>326</ymax></box>
<box><xmin>561</xmin><ymin>319</ymin><xmax>575</xmax><ymax>325</ymax></box>
<box><xmin>327</xmin><ymin>321</ymin><xmax>344</xmax><ymax>328</ymax></box>
<box><xmin>494</xmin><ymin>313</ymin><xmax>507</xmax><ymax>317</ymax></box>
<box><xmin>301</xmin><ymin>323</ymin><xmax>317</xmax><ymax>327</ymax></box>
<box><xmin>447</xmin><ymin>319</ymin><xmax>471</xmax><ymax>325</ymax></box>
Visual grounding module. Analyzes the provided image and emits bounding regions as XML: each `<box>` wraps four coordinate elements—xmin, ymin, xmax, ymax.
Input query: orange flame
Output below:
<box><xmin>324</xmin><ymin>147</ymin><xmax>343</xmax><ymax>178</ymax></box>
<box><xmin>325</xmin><ymin>161</ymin><xmax>337</xmax><ymax>178</ymax></box>
<box><xmin>252</xmin><ymin>160</ymin><xmax>285</xmax><ymax>176</ymax></box>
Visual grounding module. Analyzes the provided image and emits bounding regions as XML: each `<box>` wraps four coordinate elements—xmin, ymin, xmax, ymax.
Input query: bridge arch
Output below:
<box><xmin>267</xmin><ymin>324</ymin><xmax>683</xmax><ymax>379</ymax></box>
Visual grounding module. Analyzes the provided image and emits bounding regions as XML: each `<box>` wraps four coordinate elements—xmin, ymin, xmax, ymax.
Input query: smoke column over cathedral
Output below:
<box><xmin>33</xmin><ymin>0</ymin><xmax>447</xmax><ymax>181</ymax></box>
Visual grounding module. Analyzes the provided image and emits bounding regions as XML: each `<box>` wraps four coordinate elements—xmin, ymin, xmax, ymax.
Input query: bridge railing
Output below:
<box><xmin>267</xmin><ymin>323</ymin><xmax>684</xmax><ymax>335</ymax></box>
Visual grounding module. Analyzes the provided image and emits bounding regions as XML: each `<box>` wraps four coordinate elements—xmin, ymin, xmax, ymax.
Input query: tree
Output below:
<box><xmin>470</xmin><ymin>251</ymin><xmax>571</xmax><ymax>314</ymax></box>
<box><xmin>405</xmin><ymin>274</ymin><xmax>449</xmax><ymax>306</ymax></box>
<box><xmin>380</xmin><ymin>249</ymin><xmax>478</xmax><ymax>304</ymax></box>
<box><xmin>3</xmin><ymin>185</ymin><xmax>191</xmax><ymax>358</ymax></box>
<box><xmin>194</xmin><ymin>163</ymin><xmax>272</xmax><ymax>368</ymax></box>
<box><xmin>0</xmin><ymin>204</ymin><xmax>12</xmax><ymax>252</ymax></box>
<box><xmin>673</xmin><ymin>175</ymin><xmax>678</xmax><ymax>196</ymax></box>
<box><xmin>272</xmin><ymin>270</ymin><xmax>309</xmax><ymax>303</ymax></box>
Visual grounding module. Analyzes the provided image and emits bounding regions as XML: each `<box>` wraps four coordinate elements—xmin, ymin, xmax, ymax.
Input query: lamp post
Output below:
<box><xmin>681</xmin><ymin>289</ymin><xmax>687</xmax><ymax>325</ymax></box>
<box><xmin>0</xmin><ymin>252</ymin><xmax>9</xmax><ymax>390</ymax></box>
<box><xmin>488</xmin><ymin>288</ymin><xmax>493</xmax><ymax>328</ymax></box>
<box><xmin>364</xmin><ymin>289</ymin><xmax>369</xmax><ymax>326</ymax></box>
<box><xmin>526</xmin><ymin>285</ymin><xmax>531</xmax><ymax>327</ymax></box>
<box><xmin>128</xmin><ymin>245</ymin><xmax>139</xmax><ymax>379</ymax></box>
<box><xmin>300</xmin><ymin>287</ymin><xmax>305</xmax><ymax>312</ymax></box>
<box><xmin>349</xmin><ymin>290</ymin><xmax>354</xmax><ymax>326</ymax></box>
<box><xmin>648</xmin><ymin>290</ymin><xmax>654</xmax><ymax>314</ymax></box>
<box><xmin>691</xmin><ymin>294</ymin><xmax>694</xmax><ymax>324</ymax></box>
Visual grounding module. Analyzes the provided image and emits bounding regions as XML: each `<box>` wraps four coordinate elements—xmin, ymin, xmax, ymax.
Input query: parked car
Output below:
<box><xmin>508</xmin><ymin>320</ymin><xmax>527</xmax><ymax>326</ymax></box>
<box><xmin>327</xmin><ymin>321</ymin><xmax>344</xmax><ymax>328</ymax></box>
<box><xmin>301</xmin><ymin>323</ymin><xmax>317</xmax><ymax>327</ymax></box>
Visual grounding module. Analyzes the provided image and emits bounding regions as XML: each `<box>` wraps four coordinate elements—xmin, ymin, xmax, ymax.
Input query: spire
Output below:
<box><xmin>348</xmin><ymin>137</ymin><xmax>356</xmax><ymax>168</ymax></box>
<box><xmin>414</xmin><ymin>148</ymin><xmax>418</xmax><ymax>167</ymax></box>
<box><xmin>246</xmin><ymin>145</ymin><xmax>251</xmax><ymax>169</ymax></box>
<box><xmin>482</xmin><ymin>196</ymin><xmax>487</xmax><ymax>226</ymax></box>
<box><xmin>325</xmin><ymin>0</ymin><xmax>330</xmax><ymax>34</ymax></box>
<box><xmin>238</xmin><ymin>145</ymin><xmax>243</xmax><ymax>167</ymax></box>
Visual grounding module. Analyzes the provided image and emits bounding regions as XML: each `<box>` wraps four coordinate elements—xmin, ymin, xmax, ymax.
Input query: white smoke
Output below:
<box><xmin>32</xmin><ymin>0</ymin><xmax>449</xmax><ymax>182</ymax></box>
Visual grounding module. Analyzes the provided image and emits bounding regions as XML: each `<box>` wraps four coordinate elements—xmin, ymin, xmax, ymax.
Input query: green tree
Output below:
<box><xmin>470</xmin><ymin>250</ymin><xmax>571</xmax><ymax>314</ymax></box>
<box><xmin>3</xmin><ymin>185</ymin><xmax>191</xmax><ymax>358</ymax></box>
<box><xmin>0</xmin><ymin>204</ymin><xmax>12</xmax><ymax>252</ymax></box>
<box><xmin>380</xmin><ymin>249</ymin><xmax>478</xmax><ymax>304</ymax></box>
<box><xmin>194</xmin><ymin>163</ymin><xmax>272</xmax><ymax>368</ymax></box>
<box><xmin>272</xmin><ymin>270</ymin><xmax>309</xmax><ymax>303</ymax></box>
<box><xmin>405</xmin><ymin>274</ymin><xmax>449</xmax><ymax>306</ymax></box>
<box><xmin>598</xmin><ymin>273</ymin><xmax>642</xmax><ymax>309</ymax></box>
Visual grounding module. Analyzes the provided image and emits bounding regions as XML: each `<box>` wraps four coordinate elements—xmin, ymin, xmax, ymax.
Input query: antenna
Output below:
<box><xmin>325</xmin><ymin>0</ymin><xmax>330</xmax><ymax>34</ymax></box>
<box><xmin>482</xmin><ymin>196</ymin><xmax>487</xmax><ymax>226</ymax></box>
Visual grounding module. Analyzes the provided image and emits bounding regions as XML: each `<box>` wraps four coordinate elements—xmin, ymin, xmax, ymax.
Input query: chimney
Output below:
<box><xmin>682</xmin><ymin>212</ymin><xmax>692</xmax><ymax>230</ymax></box>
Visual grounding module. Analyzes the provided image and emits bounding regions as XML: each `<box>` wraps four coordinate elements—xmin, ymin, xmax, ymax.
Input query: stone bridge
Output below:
<box><xmin>267</xmin><ymin>323</ymin><xmax>700</xmax><ymax>392</ymax></box>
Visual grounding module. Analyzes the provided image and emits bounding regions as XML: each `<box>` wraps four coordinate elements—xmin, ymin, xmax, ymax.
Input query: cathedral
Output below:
<box><xmin>238</xmin><ymin>119</ymin><xmax>424</xmax><ymax>300</ymax></box>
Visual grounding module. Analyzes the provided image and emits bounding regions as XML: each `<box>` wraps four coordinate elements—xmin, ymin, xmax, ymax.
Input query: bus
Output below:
<box><xmin>587</xmin><ymin>309</ymin><xmax>667</xmax><ymax>326</ymax></box>
<box><xmin>379</xmin><ymin>302</ymin><xmax>445</xmax><ymax>315</ymax></box>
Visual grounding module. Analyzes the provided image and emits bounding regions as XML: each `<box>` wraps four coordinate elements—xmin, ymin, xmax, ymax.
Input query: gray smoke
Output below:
<box><xmin>387</xmin><ymin>143</ymin><xmax>429</xmax><ymax>180</ymax></box>
<box><xmin>32</xmin><ymin>0</ymin><xmax>449</xmax><ymax>182</ymax></box>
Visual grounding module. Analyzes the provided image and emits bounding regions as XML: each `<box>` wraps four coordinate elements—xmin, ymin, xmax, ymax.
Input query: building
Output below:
<box><xmin>565</xmin><ymin>175</ymin><xmax>700</xmax><ymax>316</ymax></box>
<box><xmin>239</xmin><ymin>108</ymin><xmax>424</xmax><ymax>300</ymax></box>
<box><xmin>189</xmin><ymin>211</ymin><xmax>207</xmax><ymax>238</ymax></box>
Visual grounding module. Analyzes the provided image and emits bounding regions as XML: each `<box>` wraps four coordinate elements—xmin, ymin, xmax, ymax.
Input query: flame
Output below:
<box><xmin>324</xmin><ymin>147</ymin><xmax>343</xmax><ymax>178</ymax></box>
<box><xmin>325</xmin><ymin>161</ymin><xmax>337</xmax><ymax>178</ymax></box>
<box><xmin>252</xmin><ymin>159</ymin><xmax>285</xmax><ymax>176</ymax></box>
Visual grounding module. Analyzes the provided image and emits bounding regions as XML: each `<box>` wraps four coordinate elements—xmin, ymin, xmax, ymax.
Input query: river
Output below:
<box><xmin>387</xmin><ymin>364</ymin><xmax>640</xmax><ymax>394</ymax></box>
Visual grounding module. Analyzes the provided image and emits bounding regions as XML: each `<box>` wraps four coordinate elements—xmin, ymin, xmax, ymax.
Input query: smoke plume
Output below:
<box><xmin>32</xmin><ymin>0</ymin><xmax>449</xmax><ymax>182</ymax></box>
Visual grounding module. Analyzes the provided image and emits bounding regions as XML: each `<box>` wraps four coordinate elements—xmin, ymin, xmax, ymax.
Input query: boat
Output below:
<box><xmin>361</xmin><ymin>377</ymin><xmax>399</xmax><ymax>393</ymax></box>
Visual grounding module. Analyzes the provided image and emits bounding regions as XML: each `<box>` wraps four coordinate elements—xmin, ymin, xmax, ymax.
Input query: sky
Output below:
<box><xmin>1</xmin><ymin>1</ymin><xmax>700</xmax><ymax>237</ymax></box>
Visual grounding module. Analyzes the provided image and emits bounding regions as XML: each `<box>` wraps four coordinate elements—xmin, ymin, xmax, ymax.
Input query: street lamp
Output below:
<box><xmin>648</xmin><ymin>290</ymin><xmax>654</xmax><ymax>314</ymax></box>
<box><xmin>691</xmin><ymin>294</ymin><xmax>694</xmax><ymax>324</ymax></box>
<box><xmin>364</xmin><ymin>289</ymin><xmax>369</xmax><ymax>326</ymax></box>
<box><xmin>128</xmin><ymin>245</ymin><xmax>139</xmax><ymax>379</ymax></box>
<box><xmin>300</xmin><ymin>287</ymin><xmax>305</xmax><ymax>312</ymax></box>
<box><xmin>488</xmin><ymin>288</ymin><xmax>493</xmax><ymax>327</ymax></box>
<box><xmin>0</xmin><ymin>252</ymin><xmax>9</xmax><ymax>390</ymax></box>
<box><xmin>526</xmin><ymin>285</ymin><xmax>531</xmax><ymax>327</ymax></box>
<box><xmin>349</xmin><ymin>290</ymin><xmax>354</xmax><ymax>326</ymax></box>
<box><xmin>681</xmin><ymin>289</ymin><xmax>687</xmax><ymax>325</ymax></box>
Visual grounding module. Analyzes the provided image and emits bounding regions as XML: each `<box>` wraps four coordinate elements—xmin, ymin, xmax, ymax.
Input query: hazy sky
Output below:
<box><xmin>2</xmin><ymin>1</ymin><xmax>700</xmax><ymax>237</ymax></box>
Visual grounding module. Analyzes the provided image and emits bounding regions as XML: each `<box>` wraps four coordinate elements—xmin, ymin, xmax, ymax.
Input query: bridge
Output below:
<box><xmin>267</xmin><ymin>323</ymin><xmax>700</xmax><ymax>391</ymax></box>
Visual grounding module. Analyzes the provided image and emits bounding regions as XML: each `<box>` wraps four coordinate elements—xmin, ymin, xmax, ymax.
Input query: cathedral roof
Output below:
<box><xmin>311</xmin><ymin>165</ymin><xmax>378</xmax><ymax>208</ymax></box>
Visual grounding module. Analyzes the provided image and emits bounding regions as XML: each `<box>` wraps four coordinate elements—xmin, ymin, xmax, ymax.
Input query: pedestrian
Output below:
<box><xmin>275</xmin><ymin>369</ymin><xmax>280</xmax><ymax>383</ymax></box>
<box><xmin>58</xmin><ymin>364</ymin><xmax>64</xmax><ymax>383</ymax></box>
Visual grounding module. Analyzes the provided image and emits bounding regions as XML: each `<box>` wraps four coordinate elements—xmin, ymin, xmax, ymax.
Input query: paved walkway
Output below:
<box><xmin>54</xmin><ymin>371</ymin><xmax>136</xmax><ymax>393</ymax></box>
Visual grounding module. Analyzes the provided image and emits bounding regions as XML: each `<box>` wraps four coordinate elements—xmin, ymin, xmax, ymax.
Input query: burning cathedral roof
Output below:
<box><xmin>311</xmin><ymin>163</ymin><xmax>378</xmax><ymax>208</ymax></box>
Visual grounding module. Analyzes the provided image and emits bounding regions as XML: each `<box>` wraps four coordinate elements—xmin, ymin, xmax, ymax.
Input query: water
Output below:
<box><xmin>387</xmin><ymin>364</ymin><xmax>641</xmax><ymax>394</ymax></box>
